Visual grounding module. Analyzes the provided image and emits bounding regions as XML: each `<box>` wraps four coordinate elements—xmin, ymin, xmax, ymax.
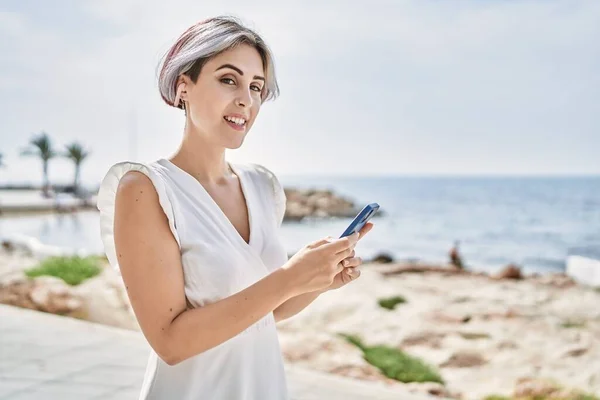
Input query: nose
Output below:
<box><xmin>235</xmin><ymin>87</ymin><xmax>253</xmax><ymax>108</ymax></box>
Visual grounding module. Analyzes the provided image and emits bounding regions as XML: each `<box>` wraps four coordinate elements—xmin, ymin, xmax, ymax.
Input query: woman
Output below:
<box><xmin>97</xmin><ymin>16</ymin><xmax>373</xmax><ymax>400</ymax></box>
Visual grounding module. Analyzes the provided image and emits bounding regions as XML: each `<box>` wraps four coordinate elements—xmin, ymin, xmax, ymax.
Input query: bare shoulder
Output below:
<box><xmin>113</xmin><ymin>170</ymin><xmax>173</xmax><ymax>247</ymax></box>
<box><xmin>114</xmin><ymin>171</ymin><xmax>164</xmax><ymax>214</ymax></box>
<box><xmin>117</xmin><ymin>170</ymin><xmax>156</xmax><ymax>198</ymax></box>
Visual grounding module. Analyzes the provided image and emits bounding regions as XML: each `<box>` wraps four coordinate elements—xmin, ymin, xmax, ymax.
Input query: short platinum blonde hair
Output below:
<box><xmin>157</xmin><ymin>16</ymin><xmax>280</xmax><ymax>110</ymax></box>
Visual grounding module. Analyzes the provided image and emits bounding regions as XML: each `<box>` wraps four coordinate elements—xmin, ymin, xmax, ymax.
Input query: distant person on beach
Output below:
<box><xmin>450</xmin><ymin>240</ymin><xmax>465</xmax><ymax>270</ymax></box>
<box><xmin>97</xmin><ymin>16</ymin><xmax>373</xmax><ymax>400</ymax></box>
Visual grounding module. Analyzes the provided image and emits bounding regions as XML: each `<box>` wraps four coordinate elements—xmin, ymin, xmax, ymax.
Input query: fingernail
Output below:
<box><xmin>347</xmin><ymin>268</ymin><xmax>355</xmax><ymax>274</ymax></box>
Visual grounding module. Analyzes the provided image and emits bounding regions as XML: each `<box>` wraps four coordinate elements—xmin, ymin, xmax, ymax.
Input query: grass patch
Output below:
<box><xmin>459</xmin><ymin>332</ymin><xmax>491</xmax><ymax>340</ymax></box>
<box><xmin>483</xmin><ymin>396</ymin><xmax>510</xmax><ymax>400</ymax></box>
<box><xmin>340</xmin><ymin>333</ymin><xmax>444</xmax><ymax>384</ymax></box>
<box><xmin>25</xmin><ymin>256</ymin><xmax>102</xmax><ymax>286</ymax></box>
<box><xmin>378</xmin><ymin>295</ymin><xmax>407</xmax><ymax>310</ymax></box>
<box><xmin>560</xmin><ymin>320</ymin><xmax>587</xmax><ymax>329</ymax></box>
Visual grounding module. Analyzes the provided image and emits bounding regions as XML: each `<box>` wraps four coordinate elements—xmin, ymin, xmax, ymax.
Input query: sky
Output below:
<box><xmin>0</xmin><ymin>0</ymin><xmax>599</xmax><ymax>186</ymax></box>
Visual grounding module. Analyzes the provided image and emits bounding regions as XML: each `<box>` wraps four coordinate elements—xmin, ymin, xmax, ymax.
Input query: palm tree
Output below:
<box><xmin>21</xmin><ymin>132</ymin><xmax>57</xmax><ymax>196</ymax></box>
<box><xmin>63</xmin><ymin>142</ymin><xmax>91</xmax><ymax>194</ymax></box>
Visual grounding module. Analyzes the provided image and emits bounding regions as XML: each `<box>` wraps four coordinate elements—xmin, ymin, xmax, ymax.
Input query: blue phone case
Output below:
<box><xmin>339</xmin><ymin>203</ymin><xmax>380</xmax><ymax>238</ymax></box>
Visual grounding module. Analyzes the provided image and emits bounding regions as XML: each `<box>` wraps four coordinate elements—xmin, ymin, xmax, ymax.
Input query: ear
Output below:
<box><xmin>174</xmin><ymin>82</ymin><xmax>186</xmax><ymax>108</ymax></box>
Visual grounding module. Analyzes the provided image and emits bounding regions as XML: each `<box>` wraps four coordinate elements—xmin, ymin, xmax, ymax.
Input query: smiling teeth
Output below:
<box><xmin>224</xmin><ymin>116</ymin><xmax>246</xmax><ymax>126</ymax></box>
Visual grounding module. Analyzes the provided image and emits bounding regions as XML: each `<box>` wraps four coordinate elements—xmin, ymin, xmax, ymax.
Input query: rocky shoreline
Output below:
<box><xmin>283</xmin><ymin>188</ymin><xmax>362</xmax><ymax>221</ymax></box>
<box><xmin>1</xmin><ymin>246</ymin><xmax>599</xmax><ymax>399</ymax></box>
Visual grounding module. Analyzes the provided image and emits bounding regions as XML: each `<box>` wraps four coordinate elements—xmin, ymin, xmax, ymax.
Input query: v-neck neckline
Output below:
<box><xmin>158</xmin><ymin>158</ymin><xmax>254</xmax><ymax>249</ymax></box>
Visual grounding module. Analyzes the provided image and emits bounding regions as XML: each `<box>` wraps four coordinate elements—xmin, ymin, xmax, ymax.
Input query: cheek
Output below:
<box><xmin>194</xmin><ymin>98</ymin><xmax>225</xmax><ymax>125</ymax></box>
<box><xmin>250</xmin><ymin>103</ymin><xmax>261</xmax><ymax>122</ymax></box>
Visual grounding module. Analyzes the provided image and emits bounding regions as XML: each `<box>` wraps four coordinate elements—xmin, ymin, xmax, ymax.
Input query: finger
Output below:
<box><xmin>347</xmin><ymin>230</ymin><xmax>361</xmax><ymax>247</ymax></box>
<box><xmin>308</xmin><ymin>236</ymin><xmax>335</xmax><ymax>249</ymax></box>
<box><xmin>336</xmin><ymin>247</ymin><xmax>355</xmax><ymax>263</ymax></box>
<box><xmin>358</xmin><ymin>222</ymin><xmax>374</xmax><ymax>239</ymax></box>
<box><xmin>341</xmin><ymin>256</ymin><xmax>362</xmax><ymax>268</ymax></box>
<box><xmin>345</xmin><ymin>267</ymin><xmax>361</xmax><ymax>279</ymax></box>
<box><xmin>340</xmin><ymin>256</ymin><xmax>355</xmax><ymax>268</ymax></box>
<box><xmin>342</xmin><ymin>249</ymin><xmax>356</xmax><ymax>259</ymax></box>
<box><xmin>322</xmin><ymin>232</ymin><xmax>360</xmax><ymax>253</ymax></box>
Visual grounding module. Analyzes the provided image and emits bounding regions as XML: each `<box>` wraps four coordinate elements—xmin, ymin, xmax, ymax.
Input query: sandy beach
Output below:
<box><xmin>276</xmin><ymin>264</ymin><xmax>600</xmax><ymax>398</ymax></box>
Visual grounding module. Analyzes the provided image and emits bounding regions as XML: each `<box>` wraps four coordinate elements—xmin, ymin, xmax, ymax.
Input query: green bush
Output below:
<box><xmin>378</xmin><ymin>295</ymin><xmax>407</xmax><ymax>310</ymax></box>
<box><xmin>25</xmin><ymin>256</ymin><xmax>102</xmax><ymax>286</ymax></box>
<box><xmin>340</xmin><ymin>333</ymin><xmax>444</xmax><ymax>384</ymax></box>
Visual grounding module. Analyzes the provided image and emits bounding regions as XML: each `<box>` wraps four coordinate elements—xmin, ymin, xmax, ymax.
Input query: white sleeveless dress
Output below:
<box><xmin>97</xmin><ymin>158</ymin><xmax>290</xmax><ymax>400</ymax></box>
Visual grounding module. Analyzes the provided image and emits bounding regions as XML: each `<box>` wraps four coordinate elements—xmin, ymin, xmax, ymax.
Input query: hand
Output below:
<box><xmin>326</xmin><ymin>222</ymin><xmax>374</xmax><ymax>291</ymax></box>
<box><xmin>282</xmin><ymin>231</ymin><xmax>361</xmax><ymax>296</ymax></box>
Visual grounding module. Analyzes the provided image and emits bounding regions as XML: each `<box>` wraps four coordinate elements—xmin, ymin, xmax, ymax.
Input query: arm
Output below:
<box><xmin>114</xmin><ymin>172</ymin><xmax>298</xmax><ymax>366</ymax></box>
<box><xmin>273</xmin><ymin>289</ymin><xmax>324</xmax><ymax>322</ymax></box>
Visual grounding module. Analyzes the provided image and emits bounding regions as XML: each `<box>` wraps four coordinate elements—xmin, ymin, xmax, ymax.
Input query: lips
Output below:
<box><xmin>223</xmin><ymin>116</ymin><xmax>246</xmax><ymax>131</ymax></box>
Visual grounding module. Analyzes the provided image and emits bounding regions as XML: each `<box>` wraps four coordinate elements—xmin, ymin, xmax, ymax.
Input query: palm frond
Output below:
<box><xmin>21</xmin><ymin>132</ymin><xmax>57</xmax><ymax>161</ymax></box>
<box><xmin>64</xmin><ymin>142</ymin><xmax>91</xmax><ymax>164</ymax></box>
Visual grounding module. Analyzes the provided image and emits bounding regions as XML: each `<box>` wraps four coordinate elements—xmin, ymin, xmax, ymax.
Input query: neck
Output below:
<box><xmin>169</xmin><ymin>128</ymin><xmax>233</xmax><ymax>185</ymax></box>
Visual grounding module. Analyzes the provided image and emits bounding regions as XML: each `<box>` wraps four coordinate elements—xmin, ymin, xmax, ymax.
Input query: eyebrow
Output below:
<box><xmin>215</xmin><ymin>64</ymin><xmax>265</xmax><ymax>81</ymax></box>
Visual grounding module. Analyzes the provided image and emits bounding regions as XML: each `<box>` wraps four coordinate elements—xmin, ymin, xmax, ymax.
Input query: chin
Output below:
<box><xmin>224</xmin><ymin>136</ymin><xmax>245</xmax><ymax>150</ymax></box>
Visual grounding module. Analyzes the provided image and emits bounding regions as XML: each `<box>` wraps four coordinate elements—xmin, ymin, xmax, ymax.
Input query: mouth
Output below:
<box><xmin>223</xmin><ymin>115</ymin><xmax>247</xmax><ymax>131</ymax></box>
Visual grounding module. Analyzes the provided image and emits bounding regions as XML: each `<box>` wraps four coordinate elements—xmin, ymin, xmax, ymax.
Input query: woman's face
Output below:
<box><xmin>181</xmin><ymin>44</ymin><xmax>265</xmax><ymax>149</ymax></box>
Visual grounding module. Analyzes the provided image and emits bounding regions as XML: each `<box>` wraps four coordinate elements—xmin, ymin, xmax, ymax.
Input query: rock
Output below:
<box><xmin>496</xmin><ymin>340</ymin><xmax>518</xmax><ymax>350</ymax></box>
<box><xmin>2</xmin><ymin>240</ymin><xmax>15</xmax><ymax>252</ymax></box>
<box><xmin>513</xmin><ymin>377</ymin><xmax>574</xmax><ymax>398</ymax></box>
<box><xmin>0</xmin><ymin>272</ymin><xmax>28</xmax><ymax>286</ymax></box>
<box><xmin>283</xmin><ymin>188</ymin><xmax>360</xmax><ymax>221</ymax></box>
<box><xmin>440</xmin><ymin>351</ymin><xmax>487</xmax><ymax>368</ymax></box>
<box><xmin>401</xmin><ymin>331</ymin><xmax>446</xmax><ymax>348</ymax></box>
<box><xmin>29</xmin><ymin>277</ymin><xmax>82</xmax><ymax>315</ymax></box>
<box><xmin>405</xmin><ymin>382</ymin><xmax>459</xmax><ymax>398</ymax></box>
<box><xmin>371</xmin><ymin>253</ymin><xmax>394</xmax><ymax>264</ymax></box>
<box><xmin>74</xmin><ymin>270</ymin><xmax>139</xmax><ymax>330</ymax></box>
<box><xmin>495</xmin><ymin>264</ymin><xmax>523</xmax><ymax>280</ymax></box>
<box><xmin>430</xmin><ymin>311</ymin><xmax>472</xmax><ymax>324</ymax></box>
<box><xmin>327</xmin><ymin>364</ymin><xmax>397</xmax><ymax>384</ymax></box>
<box><xmin>479</xmin><ymin>308</ymin><xmax>521</xmax><ymax>320</ymax></box>
<box><xmin>0</xmin><ymin>280</ymin><xmax>37</xmax><ymax>309</ymax></box>
<box><xmin>0</xmin><ymin>275</ymin><xmax>83</xmax><ymax>316</ymax></box>
<box><xmin>560</xmin><ymin>345</ymin><xmax>588</xmax><ymax>358</ymax></box>
<box><xmin>531</xmin><ymin>272</ymin><xmax>576</xmax><ymax>288</ymax></box>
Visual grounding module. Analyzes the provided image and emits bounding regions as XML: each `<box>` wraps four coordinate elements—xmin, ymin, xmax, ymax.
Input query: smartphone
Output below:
<box><xmin>339</xmin><ymin>203</ymin><xmax>380</xmax><ymax>238</ymax></box>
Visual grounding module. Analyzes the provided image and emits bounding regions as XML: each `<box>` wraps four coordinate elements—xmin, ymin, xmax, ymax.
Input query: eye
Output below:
<box><xmin>220</xmin><ymin>78</ymin><xmax>235</xmax><ymax>85</ymax></box>
<box><xmin>250</xmin><ymin>84</ymin><xmax>263</xmax><ymax>93</ymax></box>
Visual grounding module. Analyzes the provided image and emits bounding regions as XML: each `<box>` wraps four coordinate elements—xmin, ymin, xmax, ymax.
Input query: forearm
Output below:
<box><xmin>163</xmin><ymin>268</ymin><xmax>295</xmax><ymax>365</ymax></box>
<box><xmin>273</xmin><ymin>288</ymin><xmax>325</xmax><ymax>322</ymax></box>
